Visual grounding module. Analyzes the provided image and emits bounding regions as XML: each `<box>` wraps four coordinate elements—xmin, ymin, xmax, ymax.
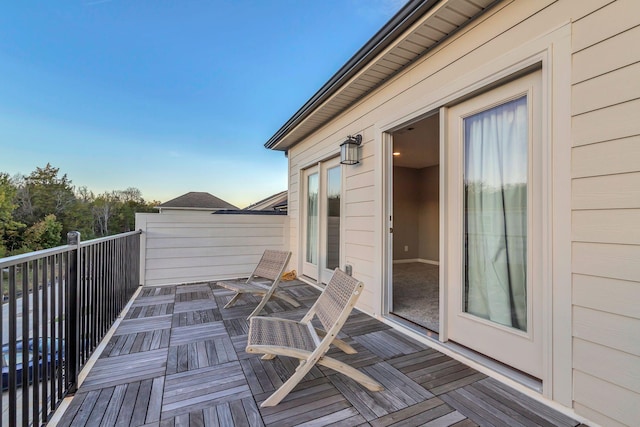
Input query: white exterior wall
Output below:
<box><xmin>136</xmin><ymin>213</ymin><xmax>289</xmax><ymax>286</ymax></box>
<box><xmin>570</xmin><ymin>1</ymin><xmax>640</xmax><ymax>426</ymax></box>
<box><xmin>285</xmin><ymin>0</ymin><xmax>639</xmax><ymax>425</ymax></box>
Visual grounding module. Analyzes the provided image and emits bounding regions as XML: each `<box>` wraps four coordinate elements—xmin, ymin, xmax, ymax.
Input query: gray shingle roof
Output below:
<box><xmin>158</xmin><ymin>192</ymin><xmax>238</xmax><ymax>210</ymax></box>
<box><xmin>243</xmin><ymin>190</ymin><xmax>287</xmax><ymax>211</ymax></box>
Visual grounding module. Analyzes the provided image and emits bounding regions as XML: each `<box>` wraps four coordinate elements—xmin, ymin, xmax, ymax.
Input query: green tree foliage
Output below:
<box><xmin>23</xmin><ymin>214</ymin><xmax>63</xmax><ymax>250</ymax></box>
<box><xmin>0</xmin><ymin>173</ymin><xmax>25</xmax><ymax>256</ymax></box>
<box><xmin>69</xmin><ymin>186</ymin><xmax>97</xmax><ymax>239</ymax></box>
<box><xmin>20</xmin><ymin>163</ymin><xmax>76</xmax><ymax>230</ymax></box>
<box><xmin>1</xmin><ymin>164</ymin><xmax>159</xmax><ymax>255</ymax></box>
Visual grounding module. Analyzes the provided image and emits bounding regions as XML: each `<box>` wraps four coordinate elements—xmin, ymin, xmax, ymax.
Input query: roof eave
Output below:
<box><xmin>264</xmin><ymin>0</ymin><xmax>440</xmax><ymax>151</ymax></box>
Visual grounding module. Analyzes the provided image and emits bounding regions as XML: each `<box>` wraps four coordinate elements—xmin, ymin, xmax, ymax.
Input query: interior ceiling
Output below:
<box><xmin>393</xmin><ymin>114</ymin><xmax>439</xmax><ymax>169</ymax></box>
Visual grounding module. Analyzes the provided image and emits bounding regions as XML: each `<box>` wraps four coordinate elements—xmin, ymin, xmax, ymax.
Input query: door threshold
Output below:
<box><xmin>384</xmin><ymin>313</ymin><xmax>542</xmax><ymax>393</ymax></box>
<box><xmin>389</xmin><ymin>312</ymin><xmax>440</xmax><ymax>340</ymax></box>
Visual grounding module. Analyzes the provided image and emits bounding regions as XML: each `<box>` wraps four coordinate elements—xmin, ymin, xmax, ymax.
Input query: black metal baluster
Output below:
<box><xmin>93</xmin><ymin>243</ymin><xmax>99</xmax><ymax>349</ymax></box>
<box><xmin>57</xmin><ymin>253</ymin><xmax>64</xmax><ymax>399</ymax></box>
<box><xmin>32</xmin><ymin>259</ymin><xmax>40</xmax><ymax>427</ymax></box>
<box><xmin>79</xmin><ymin>246</ymin><xmax>86</xmax><ymax>365</ymax></box>
<box><xmin>48</xmin><ymin>256</ymin><xmax>56</xmax><ymax>412</ymax></box>
<box><xmin>40</xmin><ymin>257</ymin><xmax>48</xmax><ymax>423</ymax></box>
<box><xmin>21</xmin><ymin>261</ymin><xmax>29</xmax><ymax>426</ymax></box>
<box><xmin>8</xmin><ymin>265</ymin><xmax>17</xmax><ymax>427</ymax></box>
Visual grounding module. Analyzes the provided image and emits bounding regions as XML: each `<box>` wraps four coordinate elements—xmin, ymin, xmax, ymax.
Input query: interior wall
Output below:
<box><xmin>419</xmin><ymin>165</ymin><xmax>439</xmax><ymax>262</ymax></box>
<box><xmin>393</xmin><ymin>166</ymin><xmax>419</xmax><ymax>260</ymax></box>
<box><xmin>393</xmin><ymin>165</ymin><xmax>439</xmax><ymax>262</ymax></box>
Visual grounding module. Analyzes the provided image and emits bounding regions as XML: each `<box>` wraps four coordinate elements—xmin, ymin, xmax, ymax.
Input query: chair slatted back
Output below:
<box><xmin>314</xmin><ymin>269</ymin><xmax>362</xmax><ymax>332</ymax></box>
<box><xmin>252</xmin><ymin>250</ymin><xmax>291</xmax><ymax>281</ymax></box>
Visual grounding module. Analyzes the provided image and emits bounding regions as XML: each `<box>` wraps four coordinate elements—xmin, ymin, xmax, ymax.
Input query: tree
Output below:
<box><xmin>112</xmin><ymin>188</ymin><xmax>154</xmax><ymax>232</ymax></box>
<box><xmin>92</xmin><ymin>188</ymin><xmax>157</xmax><ymax>236</ymax></box>
<box><xmin>10</xmin><ymin>164</ymin><xmax>83</xmax><ymax>246</ymax></box>
<box><xmin>0</xmin><ymin>174</ymin><xmax>25</xmax><ymax>256</ymax></box>
<box><xmin>26</xmin><ymin>163</ymin><xmax>75</xmax><ymax>213</ymax></box>
<box><xmin>0</xmin><ymin>164</ymin><xmax>159</xmax><ymax>253</ymax></box>
<box><xmin>23</xmin><ymin>214</ymin><xmax>63</xmax><ymax>251</ymax></box>
<box><xmin>67</xmin><ymin>186</ymin><xmax>97</xmax><ymax>239</ymax></box>
<box><xmin>93</xmin><ymin>193</ymin><xmax>116</xmax><ymax>237</ymax></box>
<box><xmin>11</xmin><ymin>174</ymin><xmax>33</xmax><ymax>227</ymax></box>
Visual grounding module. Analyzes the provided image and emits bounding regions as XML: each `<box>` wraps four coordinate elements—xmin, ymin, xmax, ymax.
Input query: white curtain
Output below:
<box><xmin>464</xmin><ymin>96</ymin><xmax>528</xmax><ymax>331</ymax></box>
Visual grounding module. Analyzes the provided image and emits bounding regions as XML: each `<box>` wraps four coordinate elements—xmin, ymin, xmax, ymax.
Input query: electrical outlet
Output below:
<box><xmin>404</xmin><ymin>245</ymin><xmax>408</xmax><ymax>252</ymax></box>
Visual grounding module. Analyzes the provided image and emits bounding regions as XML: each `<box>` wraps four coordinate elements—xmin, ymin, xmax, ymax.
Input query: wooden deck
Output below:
<box><xmin>56</xmin><ymin>280</ymin><xmax>584</xmax><ymax>427</ymax></box>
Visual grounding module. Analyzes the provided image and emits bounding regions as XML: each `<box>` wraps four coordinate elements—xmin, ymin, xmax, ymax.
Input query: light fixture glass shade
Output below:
<box><xmin>340</xmin><ymin>135</ymin><xmax>361</xmax><ymax>165</ymax></box>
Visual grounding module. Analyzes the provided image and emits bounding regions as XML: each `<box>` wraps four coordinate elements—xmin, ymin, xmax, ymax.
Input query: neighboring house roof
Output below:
<box><xmin>243</xmin><ymin>191</ymin><xmax>287</xmax><ymax>212</ymax></box>
<box><xmin>157</xmin><ymin>192</ymin><xmax>238</xmax><ymax>210</ymax></box>
<box><xmin>264</xmin><ymin>0</ymin><xmax>499</xmax><ymax>151</ymax></box>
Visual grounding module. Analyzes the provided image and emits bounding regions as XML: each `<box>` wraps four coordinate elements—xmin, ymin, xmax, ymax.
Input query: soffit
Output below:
<box><xmin>267</xmin><ymin>0</ymin><xmax>498</xmax><ymax>151</ymax></box>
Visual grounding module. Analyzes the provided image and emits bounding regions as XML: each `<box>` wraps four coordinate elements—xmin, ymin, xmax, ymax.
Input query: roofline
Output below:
<box><xmin>243</xmin><ymin>190</ymin><xmax>287</xmax><ymax>210</ymax></box>
<box><xmin>264</xmin><ymin>0</ymin><xmax>440</xmax><ymax>150</ymax></box>
<box><xmin>156</xmin><ymin>207</ymin><xmax>228</xmax><ymax>211</ymax></box>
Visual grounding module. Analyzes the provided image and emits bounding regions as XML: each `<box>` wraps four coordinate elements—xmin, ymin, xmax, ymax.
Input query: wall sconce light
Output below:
<box><xmin>340</xmin><ymin>134</ymin><xmax>362</xmax><ymax>165</ymax></box>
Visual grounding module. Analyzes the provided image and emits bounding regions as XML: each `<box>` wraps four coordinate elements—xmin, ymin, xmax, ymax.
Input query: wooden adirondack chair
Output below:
<box><xmin>246</xmin><ymin>268</ymin><xmax>384</xmax><ymax>407</ymax></box>
<box><xmin>216</xmin><ymin>250</ymin><xmax>298</xmax><ymax>319</ymax></box>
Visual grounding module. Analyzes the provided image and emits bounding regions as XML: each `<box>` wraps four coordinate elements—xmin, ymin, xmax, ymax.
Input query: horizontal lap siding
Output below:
<box><xmin>338</xmin><ymin>130</ymin><xmax>376</xmax><ymax>314</ymax></box>
<box><xmin>571</xmin><ymin>1</ymin><xmax>640</xmax><ymax>425</ymax></box>
<box><xmin>286</xmin><ymin>1</ymin><xmax>637</xmax><ymax>424</ymax></box>
<box><xmin>288</xmin><ymin>127</ymin><xmax>378</xmax><ymax>314</ymax></box>
<box><xmin>136</xmin><ymin>213</ymin><xmax>287</xmax><ymax>286</ymax></box>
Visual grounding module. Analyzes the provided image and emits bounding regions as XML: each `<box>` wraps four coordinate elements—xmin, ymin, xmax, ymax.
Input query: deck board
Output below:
<box><xmin>55</xmin><ymin>280</ymin><xmax>582</xmax><ymax>427</ymax></box>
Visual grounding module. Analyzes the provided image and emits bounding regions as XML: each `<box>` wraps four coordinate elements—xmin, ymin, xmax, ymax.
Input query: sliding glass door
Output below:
<box><xmin>445</xmin><ymin>71</ymin><xmax>543</xmax><ymax>378</ymax></box>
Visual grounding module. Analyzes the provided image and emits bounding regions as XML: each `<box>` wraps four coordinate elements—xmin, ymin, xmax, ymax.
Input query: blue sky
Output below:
<box><xmin>0</xmin><ymin>0</ymin><xmax>406</xmax><ymax>207</ymax></box>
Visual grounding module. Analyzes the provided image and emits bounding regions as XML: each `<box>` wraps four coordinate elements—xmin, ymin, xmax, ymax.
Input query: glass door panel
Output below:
<box><xmin>306</xmin><ymin>173</ymin><xmax>319</xmax><ymax>265</ymax></box>
<box><xmin>446</xmin><ymin>71</ymin><xmax>542</xmax><ymax>378</ymax></box>
<box><xmin>464</xmin><ymin>95</ymin><xmax>528</xmax><ymax>331</ymax></box>
<box><xmin>302</xmin><ymin>167</ymin><xmax>319</xmax><ymax>279</ymax></box>
<box><xmin>326</xmin><ymin>166</ymin><xmax>341</xmax><ymax>271</ymax></box>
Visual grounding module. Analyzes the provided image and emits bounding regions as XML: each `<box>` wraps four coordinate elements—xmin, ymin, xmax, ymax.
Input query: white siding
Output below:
<box><xmin>136</xmin><ymin>213</ymin><xmax>288</xmax><ymax>286</ymax></box>
<box><xmin>571</xmin><ymin>1</ymin><xmax>640</xmax><ymax>425</ymax></box>
<box><xmin>284</xmin><ymin>0</ymin><xmax>640</xmax><ymax>424</ymax></box>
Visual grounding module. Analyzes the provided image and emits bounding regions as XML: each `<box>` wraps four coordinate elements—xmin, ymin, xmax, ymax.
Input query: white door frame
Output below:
<box><xmin>301</xmin><ymin>165</ymin><xmax>319</xmax><ymax>280</ymax></box>
<box><xmin>300</xmin><ymin>157</ymin><xmax>342</xmax><ymax>284</ymax></box>
<box><xmin>379</xmin><ymin>26</ymin><xmax>572</xmax><ymax>402</ymax></box>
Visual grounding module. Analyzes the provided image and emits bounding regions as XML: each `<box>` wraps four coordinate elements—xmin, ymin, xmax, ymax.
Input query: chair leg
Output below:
<box><xmin>318</xmin><ymin>356</ymin><xmax>384</xmax><ymax>392</ymax></box>
<box><xmin>224</xmin><ymin>292</ymin><xmax>243</xmax><ymax>309</ymax></box>
<box><xmin>261</xmin><ymin>360</ymin><xmax>316</xmax><ymax>407</ymax></box>
<box><xmin>315</xmin><ymin>329</ymin><xmax>357</xmax><ymax>354</ymax></box>
<box><xmin>274</xmin><ymin>291</ymin><xmax>301</xmax><ymax>307</ymax></box>
<box><xmin>246</xmin><ymin>292</ymin><xmax>271</xmax><ymax>319</ymax></box>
